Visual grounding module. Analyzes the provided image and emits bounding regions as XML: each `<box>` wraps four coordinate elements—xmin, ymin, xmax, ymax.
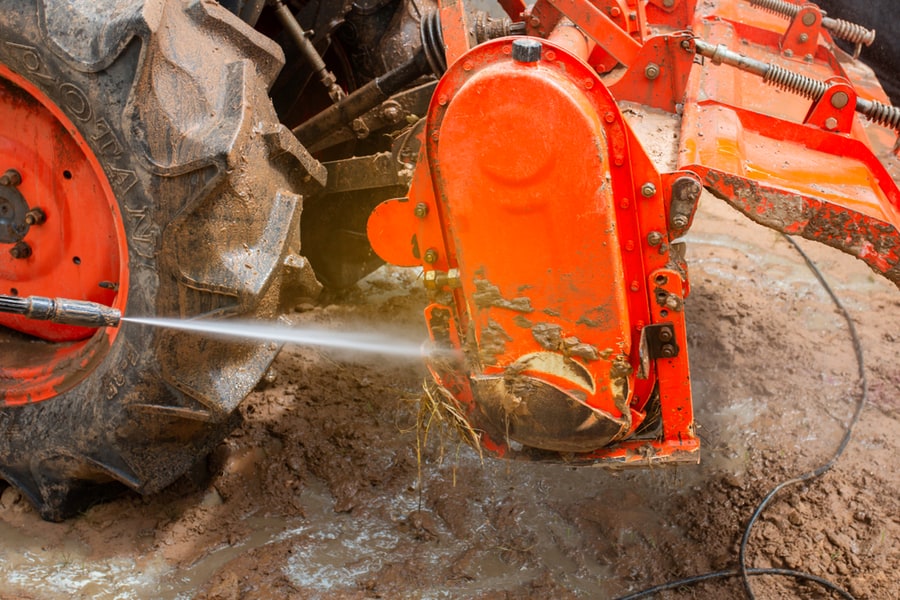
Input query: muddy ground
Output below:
<box><xmin>1</xmin><ymin>124</ymin><xmax>899</xmax><ymax>598</ymax></box>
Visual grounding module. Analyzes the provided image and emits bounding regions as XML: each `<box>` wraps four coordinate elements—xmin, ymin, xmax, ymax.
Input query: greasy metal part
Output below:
<box><xmin>238</xmin><ymin>0</ymin><xmax>265</xmax><ymax>26</ymax></box>
<box><xmin>747</xmin><ymin>0</ymin><xmax>876</xmax><ymax>52</ymax></box>
<box><xmin>292</xmin><ymin>50</ymin><xmax>430</xmax><ymax>147</ymax></box>
<box><xmin>0</xmin><ymin>168</ymin><xmax>21</xmax><ymax>186</ymax></box>
<box><xmin>272</xmin><ymin>0</ymin><xmax>345</xmax><ymax>103</ymax></box>
<box><xmin>0</xmin><ymin>294</ymin><xmax>121</xmax><ymax>328</ymax></box>
<box><xmin>323</xmin><ymin>152</ymin><xmax>410</xmax><ymax>194</ymax></box>
<box><xmin>305</xmin><ymin>81</ymin><xmax>436</xmax><ymax>153</ymax></box>
<box><xmin>420</xmin><ymin>10</ymin><xmax>447</xmax><ymax>76</ymax></box>
<box><xmin>642</xmin><ymin>323</ymin><xmax>679</xmax><ymax>359</ymax></box>
<box><xmin>694</xmin><ymin>39</ymin><xmax>900</xmax><ymax>130</ymax></box>
<box><xmin>472</xmin><ymin>10</ymin><xmax>526</xmax><ymax>44</ymax></box>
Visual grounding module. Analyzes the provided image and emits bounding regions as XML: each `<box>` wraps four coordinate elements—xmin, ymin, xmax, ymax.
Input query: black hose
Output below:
<box><xmin>617</xmin><ymin>234</ymin><xmax>866</xmax><ymax>600</ymax></box>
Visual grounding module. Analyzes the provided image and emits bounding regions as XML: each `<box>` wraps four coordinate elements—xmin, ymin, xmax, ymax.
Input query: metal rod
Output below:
<box><xmin>292</xmin><ymin>51</ymin><xmax>430</xmax><ymax>147</ymax></box>
<box><xmin>0</xmin><ymin>294</ymin><xmax>121</xmax><ymax>328</ymax></box>
<box><xmin>747</xmin><ymin>0</ymin><xmax>875</xmax><ymax>53</ymax></box>
<box><xmin>693</xmin><ymin>39</ymin><xmax>900</xmax><ymax>131</ymax></box>
<box><xmin>272</xmin><ymin>0</ymin><xmax>345</xmax><ymax>103</ymax></box>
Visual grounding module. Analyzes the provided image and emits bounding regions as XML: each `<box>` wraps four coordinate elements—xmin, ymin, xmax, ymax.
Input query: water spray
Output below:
<box><xmin>0</xmin><ymin>293</ymin><xmax>428</xmax><ymax>358</ymax></box>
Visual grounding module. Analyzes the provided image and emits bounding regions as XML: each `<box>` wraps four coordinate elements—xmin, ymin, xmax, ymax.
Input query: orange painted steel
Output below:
<box><xmin>369</xmin><ymin>0</ymin><xmax>899</xmax><ymax>464</ymax></box>
<box><xmin>0</xmin><ymin>63</ymin><xmax>127</xmax><ymax>405</ymax></box>
<box><xmin>370</xmin><ymin>35</ymin><xmax>699</xmax><ymax>464</ymax></box>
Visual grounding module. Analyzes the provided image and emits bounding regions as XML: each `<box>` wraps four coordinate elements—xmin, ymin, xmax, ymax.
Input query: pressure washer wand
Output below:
<box><xmin>0</xmin><ymin>294</ymin><xmax>121</xmax><ymax>328</ymax></box>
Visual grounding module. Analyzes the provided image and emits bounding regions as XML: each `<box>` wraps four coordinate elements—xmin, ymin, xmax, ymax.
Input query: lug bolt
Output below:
<box><xmin>24</xmin><ymin>207</ymin><xmax>46</xmax><ymax>226</ymax></box>
<box><xmin>0</xmin><ymin>169</ymin><xmax>21</xmax><ymax>187</ymax></box>
<box><xmin>423</xmin><ymin>248</ymin><xmax>438</xmax><ymax>264</ymax></box>
<box><xmin>641</xmin><ymin>182</ymin><xmax>657</xmax><ymax>197</ymax></box>
<box><xmin>647</xmin><ymin>231</ymin><xmax>663</xmax><ymax>246</ymax></box>
<box><xmin>414</xmin><ymin>202</ymin><xmax>429</xmax><ymax>218</ymax></box>
<box><xmin>9</xmin><ymin>241</ymin><xmax>31</xmax><ymax>259</ymax></box>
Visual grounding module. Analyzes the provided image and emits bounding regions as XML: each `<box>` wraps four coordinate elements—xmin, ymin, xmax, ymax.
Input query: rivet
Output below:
<box><xmin>801</xmin><ymin>12</ymin><xmax>816</xmax><ymax>27</ymax></box>
<box><xmin>625</xmin><ymin>240</ymin><xmax>635</xmax><ymax>251</ymax></box>
<box><xmin>584</xmin><ymin>78</ymin><xmax>594</xmax><ymax>89</ymax></box>
<box><xmin>545</xmin><ymin>50</ymin><xmax>556</xmax><ymax>61</ymax></box>
<box><xmin>630</xmin><ymin>281</ymin><xmax>640</xmax><ymax>292</ymax></box>
<box><xmin>619</xmin><ymin>197</ymin><xmax>630</xmax><ymax>209</ymax></box>
<box><xmin>610</xmin><ymin>6</ymin><xmax>621</xmax><ymax>17</ymax></box>
<box><xmin>438</xmin><ymin>94</ymin><xmax>449</xmax><ymax>106</ymax></box>
<box><xmin>463</xmin><ymin>61</ymin><xmax>474</xmax><ymax>71</ymax></box>
<box><xmin>605</xmin><ymin>112</ymin><xmax>615</xmax><ymax>123</ymax></box>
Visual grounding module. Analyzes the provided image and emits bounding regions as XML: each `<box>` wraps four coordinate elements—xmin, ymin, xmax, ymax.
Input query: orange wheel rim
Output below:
<box><xmin>0</xmin><ymin>63</ymin><xmax>129</xmax><ymax>405</ymax></box>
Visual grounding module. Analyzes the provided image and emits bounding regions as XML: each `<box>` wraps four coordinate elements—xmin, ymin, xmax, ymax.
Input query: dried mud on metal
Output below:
<box><xmin>1</xmin><ymin>200</ymin><xmax>899</xmax><ymax>599</ymax></box>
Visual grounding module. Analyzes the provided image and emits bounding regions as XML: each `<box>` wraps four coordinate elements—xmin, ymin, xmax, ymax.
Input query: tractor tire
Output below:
<box><xmin>0</xmin><ymin>0</ymin><xmax>323</xmax><ymax>521</ymax></box>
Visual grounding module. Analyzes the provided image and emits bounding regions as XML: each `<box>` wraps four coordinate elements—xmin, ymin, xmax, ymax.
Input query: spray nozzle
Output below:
<box><xmin>0</xmin><ymin>294</ymin><xmax>121</xmax><ymax>328</ymax></box>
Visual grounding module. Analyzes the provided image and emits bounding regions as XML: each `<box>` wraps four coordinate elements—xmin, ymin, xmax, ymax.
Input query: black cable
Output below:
<box><xmin>617</xmin><ymin>234</ymin><xmax>867</xmax><ymax>600</ymax></box>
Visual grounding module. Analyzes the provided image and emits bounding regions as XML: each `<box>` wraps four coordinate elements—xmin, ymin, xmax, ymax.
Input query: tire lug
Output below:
<box><xmin>24</xmin><ymin>207</ymin><xmax>45</xmax><ymax>226</ymax></box>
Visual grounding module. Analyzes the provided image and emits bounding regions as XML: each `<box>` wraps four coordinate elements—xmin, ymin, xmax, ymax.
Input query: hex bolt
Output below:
<box><xmin>0</xmin><ymin>169</ymin><xmax>21</xmax><ymax>187</ymax></box>
<box><xmin>9</xmin><ymin>241</ymin><xmax>31</xmax><ymax>259</ymax></box>
<box><xmin>641</xmin><ymin>182</ymin><xmax>657</xmax><ymax>198</ymax></box>
<box><xmin>423</xmin><ymin>248</ymin><xmax>438</xmax><ymax>264</ymax></box>
<box><xmin>661</xmin><ymin>344</ymin><xmax>677</xmax><ymax>358</ymax></box>
<box><xmin>831</xmin><ymin>91</ymin><xmax>850</xmax><ymax>109</ymax></box>
<box><xmin>414</xmin><ymin>202</ymin><xmax>429</xmax><ymax>218</ymax></box>
<box><xmin>799</xmin><ymin>33</ymin><xmax>809</xmax><ymax>43</ymax></box>
<box><xmin>671</xmin><ymin>215</ymin><xmax>689</xmax><ymax>229</ymax></box>
<box><xmin>647</xmin><ymin>231</ymin><xmax>663</xmax><ymax>246</ymax></box>
<box><xmin>512</xmin><ymin>38</ymin><xmax>542</xmax><ymax>63</ymax></box>
<box><xmin>824</xmin><ymin>116</ymin><xmax>839</xmax><ymax>130</ymax></box>
<box><xmin>24</xmin><ymin>207</ymin><xmax>46</xmax><ymax>226</ymax></box>
<box><xmin>659</xmin><ymin>328</ymin><xmax>673</xmax><ymax>342</ymax></box>
<box><xmin>644</xmin><ymin>63</ymin><xmax>661</xmax><ymax>80</ymax></box>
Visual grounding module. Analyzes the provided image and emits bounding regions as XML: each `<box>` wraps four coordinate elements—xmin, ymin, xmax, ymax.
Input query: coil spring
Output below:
<box><xmin>828</xmin><ymin>17</ymin><xmax>876</xmax><ymax>46</ymax></box>
<box><xmin>862</xmin><ymin>100</ymin><xmax>900</xmax><ymax>131</ymax></box>
<box><xmin>763</xmin><ymin>64</ymin><xmax>827</xmax><ymax>100</ymax></box>
<box><xmin>748</xmin><ymin>0</ymin><xmax>798</xmax><ymax>17</ymax></box>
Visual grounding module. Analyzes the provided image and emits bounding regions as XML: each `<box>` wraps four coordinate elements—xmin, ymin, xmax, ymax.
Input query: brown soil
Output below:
<box><xmin>1</xmin><ymin>199</ymin><xmax>898</xmax><ymax>599</ymax></box>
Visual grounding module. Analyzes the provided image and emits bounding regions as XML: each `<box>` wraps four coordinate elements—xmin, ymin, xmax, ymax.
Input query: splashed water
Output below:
<box><xmin>122</xmin><ymin>316</ymin><xmax>427</xmax><ymax>359</ymax></box>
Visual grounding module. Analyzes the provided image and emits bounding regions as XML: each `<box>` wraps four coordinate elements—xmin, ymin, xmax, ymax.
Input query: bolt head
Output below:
<box><xmin>647</xmin><ymin>231</ymin><xmax>663</xmax><ymax>246</ymax></box>
<box><xmin>830</xmin><ymin>91</ymin><xmax>850</xmax><ymax>109</ymax></box>
<box><xmin>644</xmin><ymin>63</ymin><xmax>661</xmax><ymax>80</ymax></box>
<box><xmin>9</xmin><ymin>241</ymin><xmax>31</xmax><ymax>259</ymax></box>
<box><xmin>672</xmin><ymin>215</ymin><xmax>689</xmax><ymax>229</ymax></box>
<box><xmin>414</xmin><ymin>202</ymin><xmax>429</xmax><ymax>218</ymax></box>
<box><xmin>641</xmin><ymin>182</ymin><xmax>657</xmax><ymax>198</ymax></box>
<box><xmin>512</xmin><ymin>38</ymin><xmax>542</xmax><ymax>63</ymax></box>
<box><xmin>824</xmin><ymin>116</ymin><xmax>839</xmax><ymax>130</ymax></box>
<box><xmin>799</xmin><ymin>33</ymin><xmax>809</xmax><ymax>43</ymax></box>
<box><xmin>659</xmin><ymin>329</ymin><xmax>673</xmax><ymax>342</ymax></box>
<box><xmin>661</xmin><ymin>344</ymin><xmax>676</xmax><ymax>358</ymax></box>
<box><xmin>423</xmin><ymin>248</ymin><xmax>438</xmax><ymax>264</ymax></box>
<box><xmin>801</xmin><ymin>12</ymin><xmax>816</xmax><ymax>27</ymax></box>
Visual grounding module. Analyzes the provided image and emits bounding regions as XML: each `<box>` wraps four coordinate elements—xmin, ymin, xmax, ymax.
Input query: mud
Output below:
<box><xmin>0</xmin><ymin>195</ymin><xmax>897</xmax><ymax>599</ymax></box>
